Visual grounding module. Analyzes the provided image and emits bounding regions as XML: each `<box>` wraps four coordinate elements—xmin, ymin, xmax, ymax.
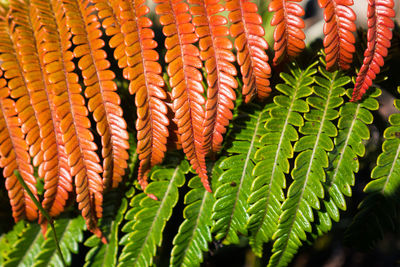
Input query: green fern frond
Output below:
<box><xmin>268</xmin><ymin>66</ymin><xmax>346</xmax><ymax>267</ymax></box>
<box><xmin>3</xmin><ymin>223</ymin><xmax>44</xmax><ymax>267</ymax></box>
<box><xmin>118</xmin><ymin>160</ymin><xmax>189</xmax><ymax>267</ymax></box>
<box><xmin>0</xmin><ymin>221</ymin><xmax>26</xmax><ymax>265</ymax></box>
<box><xmin>84</xmin><ymin>190</ymin><xmax>128</xmax><ymax>267</ymax></box>
<box><xmin>170</xmin><ymin>173</ymin><xmax>216</xmax><ymax>267</ymax></box>
<box><xmin>32</xmin><ymin>216</ymin><xmax>85</xmax><ymax>267</ymax></box>
<box><xmin>346</xmin><ymin>87</ymin><xmax>400</xmax><ymax>249</ymax></box>
<box><xmin>247</xmin><ymin>63</ymin><xmax>317</xmax><ymax>256</ymax></box>
<box><xmin>315</xmin><ymin>88</ymin><xmax>380</xmax><ymax>234</ymax></box>
<box><xmin>212</xmin><ymin>104</ymin><xmax>273</xmax><ymax>244</ymax></box>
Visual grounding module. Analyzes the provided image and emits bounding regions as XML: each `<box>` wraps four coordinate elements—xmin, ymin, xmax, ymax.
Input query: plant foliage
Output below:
<box><xmin>0</xmin><ymin>0</ymin><xmax>399</xmax><ymax>266</ymax></box>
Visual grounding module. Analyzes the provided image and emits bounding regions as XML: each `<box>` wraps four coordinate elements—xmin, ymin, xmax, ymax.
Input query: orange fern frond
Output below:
<box><xmin>9</xmin><ymin>0</ymin><xmax>73</xmax><ymax>218</ymax></box>
<box><xmin>351</xmin><ymin>0</ymin><xmax>395</xmax><ymax>101</ymax></box>
<box><xmin>155</xmin><ymin>0</ymin><xmax>210</xmax><ymax>191</ymax></box>
<box><xmin>64</xmin><ymin>0</ymin><xmax>129</xmax><ymax>190</ymax></box>
<box><xmin>227</xmin><ymin>0</ymin><xmax>271</xmax><ymax>103</ymax></box>
<box><xmin>30</xmin><ymin>0</ymin><xmax>103</xmax><ymax>237</ymax></box>
<box><xmin>269</xmin><ymin>0</ymin><xmax>305</xmax><ymax>65</ymax></box>
<box><xmin>318</xmin><ymin>0</ymin><xmax>356</xmax><ymax>70</ymax></box>
<box><xmin>190</xmin><ymin>0</ymin><xmax>237</xmax><ymax>153</ymax></box>
<box><xmin>0</xmin><ymin>70</ymin><xmax>38</xmax><ymax>222</ymax></box>
<box><xmin>94</xmin><ymin>0</ymin><xmax>169</xmax><ymax>190</ymax></box>
<box><xmin>0</xmin><ymin>6</ymin><xmax>43</xmax><ymax>168</ymax></box>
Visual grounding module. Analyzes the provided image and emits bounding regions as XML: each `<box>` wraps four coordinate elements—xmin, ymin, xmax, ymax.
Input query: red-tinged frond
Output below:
<box><xmin>9</xmin><ymin>0</ymin><xmax>73</xmax><ymax>218</ymax></box>
<box><xmin>65</xmin><ymin>0</ymin><xmax>129</xmax><ymax>190</ymax></box>
<box><xmin>227</xmin><ymin>0</ymin><xmax>271</xmax><ymax>103</ymax></box>
<box><xmin>0</xmin><ymin>6</ymin><xmax>43</xmax><ymax>168</ymax></box>
<box><xmin>189</xmin><ymin>0</ymin><xmax>237</xmax><ymax>153</ymax></box>
<box><xmin>155</xmin><ymin>0</ymin><xmax>210</xmax><ymax>192</ymax></box>
<box><xmin>269</xmin><ymin>0</ymin><xmax>306</xmax><ymax>65</ymax></box>
<box><xmin>30</xmin><ymin>0</ymin><xmax>103</xmax><ymax>237</ymax></box>
<box><xmin>95</xmin><ymin>0</ymin><xmax>169</xmax><ymax>190</ymax></box>
<box><xmin>351</xmin><ymin>0</ymin><xmax>395</xmax><ymax>102</ymax></box>
<box><xmin>0</xmin><ymin>71</ymin><xmax>38</xmax><ymax>222</ymax></box>
<box><xmin>318</xmin><ymin>0</ymin><xmax>356</xmax><ymax>70</ymax></box>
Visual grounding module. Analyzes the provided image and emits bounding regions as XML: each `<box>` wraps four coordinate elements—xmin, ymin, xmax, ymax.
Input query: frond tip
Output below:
<box><xmin>318</xmin><ymin>0</ymin><xmax>356</xmax><ymax>70</ymax></box>
<box><xmin>351</xmin><ymin>0</ymin><xmax>395</xmax><ymax>101</ymax></box>
<box><xmin>228</xmin><ymin>0</ymin><xmax>271</xmax><ymax>103</ymax></box>
<box><xmin>269</xmin><ymin>0</ymin><xmax>306</xmax><ymax>65</ymax></box>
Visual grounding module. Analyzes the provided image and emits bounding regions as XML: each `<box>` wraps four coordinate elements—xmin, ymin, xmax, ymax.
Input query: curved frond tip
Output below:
<box><xmin>318</xmin><ymin>0</ymin><xmax>356</xmax><ymax>70</ymax></box>
<box><xmin>351</xmin><ymin>0</ymin><xmax>395</xmax><ymax>101</ymax></box>
<box><xmin>269</xmin><ymin>0</ymin><xmax>305</xmax><ymax>65</ymax></box>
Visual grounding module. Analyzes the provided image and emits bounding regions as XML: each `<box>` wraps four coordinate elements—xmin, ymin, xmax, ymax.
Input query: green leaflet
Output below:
<box><xmin>315</xmin><ymin>88</ymin><xmax>380</xmax><ymax>234</ymax></box>
<box><xmin>268</xmin><ymin>66</ymin><xmax>346</xmax><ymax>267</ymax></box>
<box><xmin>346</xmin><ymin>87</ymin><xmax>400</xmax><ymax>249</ymax></box>
<box><xmin>212</xmin><ymin>103</ymin><xmax>273</xmax><ymax>244</ymax></box>
<box><xmin>32</xmin><ymin>216</ymin><xmax>85</xmax><ymax>267</ymax></box>
<box><xmin>3</xmin><ymin>222</ymin><xmax>44</xmax><ymax>267</ymax></box>
<box><xmin>247</xmin><ymin>63</ymin><xmax>317</xmax><ymax>257</ymax></box>
<box><xmin>118</xmin><ymin>160</ymin><xmax>189</xmax><ymax>267</ymax></box>
<box><xmin>170</xmin><ymin>171</ymin><xmax>217</xmax><ymax>267</ymax></box>
<box><xmin>0</xmin><ymin>221</ymin><xmax>26</xmax><ymax>265</ymax></box>
<box><xmin>84</xmin><ymin>190</ymin><xmax>129</xmax><ymax>267</ymax></box>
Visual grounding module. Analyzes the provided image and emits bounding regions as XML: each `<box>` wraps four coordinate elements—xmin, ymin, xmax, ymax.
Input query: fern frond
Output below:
<box><xmin>94</xmin><ymin>0</ymin><xmax>168</xmax><ymax>191</ymax></box>
<box><xmin>268</xmin><ymin>66</ymin><xmax>346</xmax><ymax>267</ymax></box>
<box><xmin>351</xmin><ymin>0</ymin><xmax>395</xmax><ymax>101</ymax></box>
<box><xmin>189</xmin><ymin>0</ymin><xmax>237</xmax><ymax>153</ymax></box>
<box><xmin>9</xmin><ymin>0</ymin><xmax>73</xmax><ymax>219</ymax></box>
<box><xmin>170</xmin><ymin>173</ymin><xmax>217</xmax><ymax>267</ymax></box>
<box><xmin>248</xmin><ymin>63</ymin><xmax>316</xmax><ymax>256</ymax></box>
<box><xmin>3</xmin><ymin>223</ymin><xmax>44</xmax><ymax>267</ymax></box>
<box><xmin>318</xmin><ymin>0</ymin><xmax>356</xmax><ymax>70</ymax></box>
<box><xmin>0</xmin><ymin>71</ymin><xmax>38</xmax><ymax>222</ymax></box>
<box><xmin>0</xmin><ymin>6</ymin><xmax>43</xmax><ymax>167</ymax></box>
<box><xmin>118</xmin><ymin>160</ymin><xmax>189</xmax><ymax>267</ymax></box>
<box><xmin>0</xmin><ymin>221</ymin><xmax>26</xmax><ymax>264</ymax></box>
<box><xmin>31</xmin><ymin>0</ymin><xmax>103</xmax><ymax>236</ymax></box>
<box><xmin>67</xmin><ymin>0</ymin><xmax>130</xmax><ymax>190</ymax></box>
<box><xmin>212</xmin><ymin>104</ymin><xmax>272</xmax><ymax>244</ymax></box>
<box><xmin>227</xmin><ymin>0</ymin><xmax>271</xmax><ymax>102</ymax></box>
<box><xmin>32</xmin><ymin>216</ymin><xmax>86</xmax><ymax>267</ymax></box>
<box><xmin>155</xmin><ymin>0</ymin><xmax>209</xmax><ymax>191</ymax></box>
<box><xmin>84</xmin><ymin>191</ymin><xmax>128</xmax><ymax>267</ymax></box>
<box><xmin>346</xmin><ymin>87</ymin><xmax>400</xmax><ymax>249</ymax></box>
<box><xmin>269</xmin><ymin>0</ymin><xmax>305</xmax><ymax>65</ymax></box>
<box><xmin>316</xmin><ymin>87</ymin><xmax>379</xmax><ymax>234</ymax></box>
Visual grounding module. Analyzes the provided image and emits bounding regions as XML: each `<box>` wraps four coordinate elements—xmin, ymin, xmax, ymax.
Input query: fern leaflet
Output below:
<box><xmin>212</xmin><ymin>104</ymin><xmax>272</xmax><ymax>244</ymax></box>
<box><xmin>32</xmin><ymin>216</ymin><xmax>85</xmax><ymax>267</ymax></box>
<box><xmin>118</xmin><ymin>160</ymin><xmax>189</xmax><ymax>267</ymax></box>
<box><xmin>0</xmin><ymin>221</ymin><xmax>26</xmax><ymax>264</ymax></box>
<box><xmin>268</xmin><ymin>65</ymin><xmax>346</xmax><ymax>267</ymax></box>
<box><xmin>346</xmin><ymin>86</ymin><xmax>400</xmax><ymax>249</ymax></box>
<box><xmin>170</xmin><ymin>170</ymin><xmax>218</xmax><ymax>266</ymax></box>
<box><xmin>247</xmin><ymin>63</ymin><xmax>316</xmax><ymax>256</ymax></box>
<box><xmin>316</xmin><ymin>87</ymin><xmax>379</xmax><ymax>234</ymax></box>
<box><xmin>3</xmin><ymin>223</ymin><xmax>44</xmax><ymax>267</ymax></box>
<box><xmin>84</xmin><ymin>191</ymin><xmax>128</xmax><ymax>267</ymax></box>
